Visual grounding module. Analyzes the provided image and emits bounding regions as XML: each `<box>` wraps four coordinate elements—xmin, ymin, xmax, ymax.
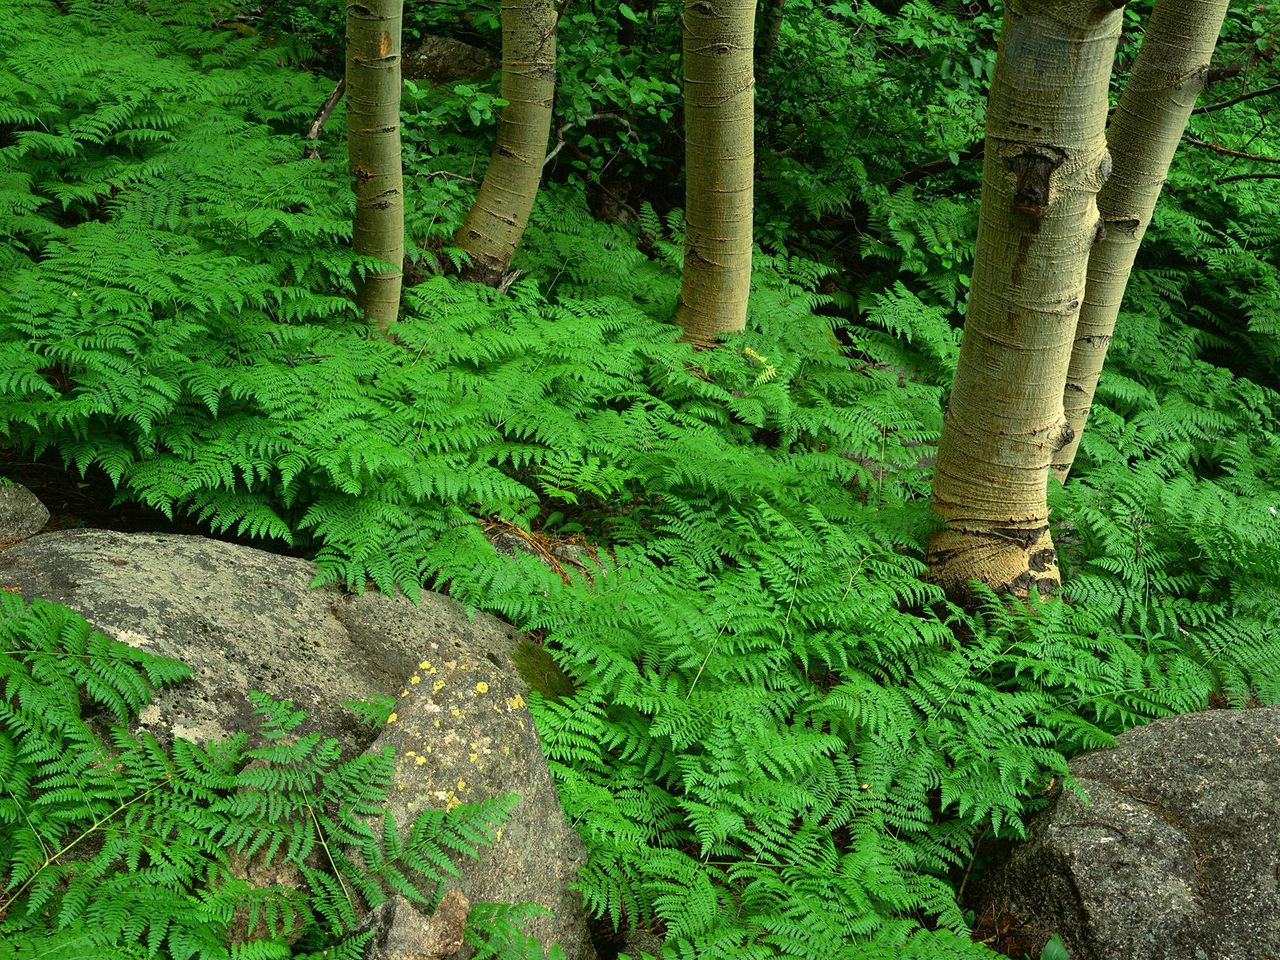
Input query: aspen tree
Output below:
<box><xmin>455</xmin><ymin>0</ymin><xmax>556</xmax><ymax>285</ymax></box>
<box><xmin>347</xmin><ymin>0</ymin><xmax>405</xmax><ymax>331</ymax></box>
<box><xmin>676</xmin><ymin>0</ymin><xmax>757</xmax><ymax>346</ymax></box>
<box><xmin>1054</xmin><ymin>0</ymin><xmax>1230</xmax><ymax>480</ymax></box>
<box><xmin>927</xmin><ymin>0</ymin><xmax>1124</xmax><ymax>601</ymax></box>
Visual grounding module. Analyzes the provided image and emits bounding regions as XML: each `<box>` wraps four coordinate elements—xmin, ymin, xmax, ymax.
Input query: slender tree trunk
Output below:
<box><xmin>927</xmin><ymin>0</ymin><xmax>1125</xmax><ymax>601</ymax></box>
<box><xmin>455</xmin><ymin>0</ymin><xmax>556</xmax><ymax>286</ymax></box>
<box><xmin>756</xmin><ymin>0</ymin><xmax>785</xmax><ymax>74</ymax></box>
<box><xmin>676</xmin><ymin>0</ymin><xmax>757</xmax><ymax>346</ymax></box>
<box><xmin>347</xmin><ymin>0</ymin><xmax>404</xmax><ymax>331</ymax></box>
<box><xmin>1053</xmin><ymin>0</ymin><xmax>1230</xmax><ymax>481</ymax></box>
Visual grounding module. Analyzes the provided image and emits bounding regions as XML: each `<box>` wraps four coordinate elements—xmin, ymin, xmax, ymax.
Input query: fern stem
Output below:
<box><xmin>304</xmin><ymin>795</ymin><xmax>357</xmax><ymax>921</ymax></box>
<box><xmin>0</xmin><ymin>775</ymin><xmax>171</xmax><ymax>915</ymax></box>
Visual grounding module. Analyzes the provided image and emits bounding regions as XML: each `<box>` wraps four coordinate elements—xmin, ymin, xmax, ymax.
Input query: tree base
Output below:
<box><xmin>925</xmin><ymin>524</ymin><xmax>1060</xmax><ymax>605</ymax></box>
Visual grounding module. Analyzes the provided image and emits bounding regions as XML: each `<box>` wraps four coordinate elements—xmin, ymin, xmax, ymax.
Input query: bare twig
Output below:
<box><xmin>1205</xmin><ymin>60</ymin><xmax>1250</xmax><ymax>85</ymax></box>
<box><xmin>884</xmin><ymin>140</ymin><xmax>985</xmax><ymax>187</ymax></box>
<box><xmin>1194</xmin><ymin>80</ymin><xmax>1280</xmax><ymax>115</ymax></box>
<box><xmin>421</xmin><ymin>170</ymin><xmax>479</xmax><ymax>182</ymax></box>
<box><xmin>304</xmin><ymin>78</ymin><xmax>345</xmax><ymax>159</ymax></box>
<box><xmin>1218</xmin><ymin>171</ymin><xmax>1280</xmax><ymax>184</ymax></box>
<box><xmin>1183</xmin><ymin>133</ymin><xmax>1280</xmax><ymax>164</ymax></box>
<box><xmin>543</xmin><ymin>112</ymin><xmax>636</xmax><ymax>168</ymax></box>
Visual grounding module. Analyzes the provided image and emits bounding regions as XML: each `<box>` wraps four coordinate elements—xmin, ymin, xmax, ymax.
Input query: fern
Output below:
<box><xmin>2</xmin><ymin>2</ymin><xmax>1279</xmax><ymax>957</ymax></box>
<box><xmin>0</xmin><ymin>595</ymin><xmax>526</xmax><ymax>958</ymax></box>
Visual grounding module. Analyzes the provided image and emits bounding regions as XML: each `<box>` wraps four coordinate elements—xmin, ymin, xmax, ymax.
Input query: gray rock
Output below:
<box><xmin>0</xmin><ymin>528</ymin><xmax>596</xmax><ymax>960</ymax></box>
<box><xmin>403</xmin><ymin>34</ymin><xmax>497</xmax><ymax>86</ymax></box>
<box><xmin>0</xmin><ymin>528</ymin><xmax>427</xmax><ymax>750</ymax></box>
<box><xmin>617</xmin><ymin>928</ymin><xmax>664</xmax><ymax>959</ymax></box>
<box><xmin>0</xmin><ymin>482</ymin><xmax>49</xmax><ymax>544</ymax></box>
<box><xmin>367</xmin><ymin>635</ymin><xmax>593</xmax><ymax>959</ymax></box>
<box><xmin>360</xmin><ymin>889</ymin><xmax>471</xmax><ymax>960</ymax></box>
<box><xmin>977</xmin><ymin>708</ymin><xmax>1280</xmax><ymax>960</ymax></box>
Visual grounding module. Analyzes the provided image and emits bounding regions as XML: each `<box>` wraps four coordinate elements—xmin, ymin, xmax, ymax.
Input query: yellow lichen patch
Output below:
<box><xmin>450</xmin><ymin>708</ymin><xmax>462</xmax><ymax>718</ymax></box>
<box><xmin>433</xmin><ymin>679</ymin><xmax>446</xmax><ymax>692</ymax></box>
<box><xmin>405</xmin><ymin>750</ymin><xmax>416</xmax><ymax>757</ymax></box>
<box><xmin>506</xmin><ymin>693</ymin><xmax>526</xmax><ymax>710</ymax></box>
<box><xmin>433</xmin><ymin>719</ymin><xmax>441</xmax><ymax>728</ymax></box>
<box><xmin>387</xmin><ymin>712</ymin><xmax>398</xmax><ymax>724</ymax></box>
<box><xmin>419</xmin><ymin>660</ymin><xmax>431</xmax><ymax>670</ymax></box>
<box><xmin>400</xmin><ymin>689</ymin><xmax>408</xmax><ymax>697</ymax></box>
<box><xmin>469</xmin><ymin>752</ymin><xmax>479</xmax><ymax>763</ymax></box>
<box><xmin>495</xmin><ymin>828</ymin><xmax>504</xmax><ymax>843</ymax></box>
<box><xmin>475</xmin><ymin>681</ymin><xmax>489</xmax><ymax>694</ymax></box>
<box><xmin>415</xmin><ymin>755</ymin><xmax>426</xmax><ymax>765</ymax></box>
<box><xmin>410</xmin><ymin>675</ymin><xmax>421</xmax><ymax>685</ymax></box>
<box><xmin>457</xmin><ymin>779</ymin><xmax>467</xmax><ymax>791</ymax></box>
<box><xmin>518</xmin><ymin>719</ymin><xmax>525</xmax><ymax>730</ymax></box>
<box><xmin>445</xmin><ymin>795</ymin><xmax>461</xmax><ymax>812</ymax></box>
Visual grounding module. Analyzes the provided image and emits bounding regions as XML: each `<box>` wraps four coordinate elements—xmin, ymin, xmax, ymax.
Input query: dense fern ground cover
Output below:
<box><xmin>2</xmin><ymin>0</ymin><xmax>1279</xmax><ymax>957</ymax></box>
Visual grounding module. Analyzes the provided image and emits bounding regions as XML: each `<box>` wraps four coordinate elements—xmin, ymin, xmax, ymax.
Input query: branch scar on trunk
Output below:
<box><xmin>1005</xmin><ymin>145</ymin><xmax>1067</xmax><ymax>218</ymax></box>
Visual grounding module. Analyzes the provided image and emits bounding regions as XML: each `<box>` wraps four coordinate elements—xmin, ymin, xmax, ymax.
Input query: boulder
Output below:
<box><xmin>369</xmin><ymin>650</ymin><xmax>591</xmax><ymax>959</ymax></box>
<box><xmin>616</xmin><ymin>928</ymin><xmax>664</xmax><ymax>959</ymax></box>
<box><xmin>403</xmin><ymin>34</ymin><xmax>497</xmax><ymax>87</ymax></box>
<box><xmin>0</xmin><ymin>528</ymin><xmax>596</xmax><ymax>960</ymax></box>
<box><xmin>359</xmin><ymin>890</ymin><xmax>472</xmax><ymax>960</ymax></box>
<box><xmin>0</xmin><ymin>482</ymin><xmax>49</xmax><ymax>544</ymax></box>
<box><xmin>976</xmin><ymin>708</ymin><xmax>1280</xmax><ymax>960</ymax></box>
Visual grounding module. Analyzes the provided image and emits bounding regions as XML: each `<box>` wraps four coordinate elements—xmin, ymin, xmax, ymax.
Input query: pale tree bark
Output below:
<box><xmin>455</xmin><ymin>0</ymin><xmax>556</xmax><ymax>286</ymax></box>
<box><xmin>677</xmin><ymin>0</ymin><xmax>757</xmax><ymax>346</ymax></box>
<box><xmin>927</xmin><ymin>0</ymin><xmax>1125</xmax><ymax>601</ymax></box>
<box><xmin>1053</xmin><ymin>0</ymin><xmax>1230</xmax><ymax>480</ymax></box>
<box><xmin>347</xmin><ymin>0</ymin><xmax>405</xmax><ymax>331</ymax></box>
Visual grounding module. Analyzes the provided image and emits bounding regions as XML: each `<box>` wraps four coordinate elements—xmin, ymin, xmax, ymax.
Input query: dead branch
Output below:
<box><xmin>1194</xmin><ymin>80</ymin><xmax>1280</xmax><ymax>115</ymax></box>
<box><xmin>1183</xmin><ymin>133</ymin><xmax>1280</xmax><ymax>164</ymax></box>
<box><xmin>304</xmin><ymin>79</ymin><xmax>345</xmax><ymax>159</ymax></box>
<box><xmin>543</xmin><ymin>112</ymin><xmax>636</xmax><ymax>168</ymax></box>
<box><xmin>1217</xmin><ymin>171</ymin><xmax>1280</xmax><ymax>184</ymax></box>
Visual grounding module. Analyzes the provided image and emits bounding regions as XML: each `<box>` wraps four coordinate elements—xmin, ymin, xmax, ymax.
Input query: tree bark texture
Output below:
<box><xmin>676</xmin><ymin>0</ymin><xmax>757</xmax><ymax>346</ymax></box>
<box><xmin>455</xmin><ymin>0</ymin><xmax>556</xmax><ymax>286</ymax></box>
<box><xmin>347</xmin><ymin>0</ymin><xmax>405</xmax><ymax>331</ymax></box>
<box><xmin>927</xmin><ymin>0</ymin><xmax>1125</xmax><ymax>601</ymax></box>
<box><xmin>1053</xmin><ymin>0</ymin><xmax>1229</xmax><ymax>481</ymax></box>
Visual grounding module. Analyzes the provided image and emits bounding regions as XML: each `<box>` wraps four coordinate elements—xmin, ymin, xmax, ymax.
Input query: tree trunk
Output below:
<box><xmin>676</xmin><ymin>0</ymin><xmax>757</xmax><ymax>346</ymax></box>
<box><xmin>1053</xmin><ymin>0</ymin><xmax>1230</xmax><ymax>481</ymax></box>
<box><xmin>927</xmin><ymin>0</ymin><xmax>1125</xmax><ymax>601</ymax></box>
<box><xmin>756</xmin><ymin>0</ymin><xmax>785</xmax><ymax>74</ymax></box>
<box><xmin>347</xmin><ymin>0</ymin><xmax>405</xmax><ymax>331</ymax></box>
<box><xmin>454</xmin><ymin>0</ymin><xmax>557</xmax><ymax>286</ymax></box>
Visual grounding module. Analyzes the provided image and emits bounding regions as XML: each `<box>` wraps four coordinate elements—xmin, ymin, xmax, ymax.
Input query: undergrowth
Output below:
<box><xmin>0</xmin><ymin>1</ymin><xmax>1278</xmax><ymax>958</ymax></box>
<box><xmin>0</xmin><ymin>593</ymin><xmax>548</xmax><ymax>959</ymax></box>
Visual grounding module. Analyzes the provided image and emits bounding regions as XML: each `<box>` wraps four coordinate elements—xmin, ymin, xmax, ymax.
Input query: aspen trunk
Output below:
<box><xmin>676</xmin><ymin>0</ymin><xmax>757</xmax><ymax>346</ymax></box>
<box><xmin>455</xmin><ymin>0</ymin><xmax>556</xmax><ymax>286</ymax></box>
<box><xmin>927</xmin><ymin>0</ymin><xmax>1124</xmax><ymax>601</ymax></box>
<box><xmin>1054</xmin><ymin>0</ymin><xmax>1229</xmax><ymax>481</ymax></box>
<box><xmin>347</xmin><ymin>0</ymin><xmax>405</xmax><ymax>331</ymax></box>
<box><xmin>756</xmin><ymin>0</ymin><xmax>786</xmax><ymax>73</ymax></box>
